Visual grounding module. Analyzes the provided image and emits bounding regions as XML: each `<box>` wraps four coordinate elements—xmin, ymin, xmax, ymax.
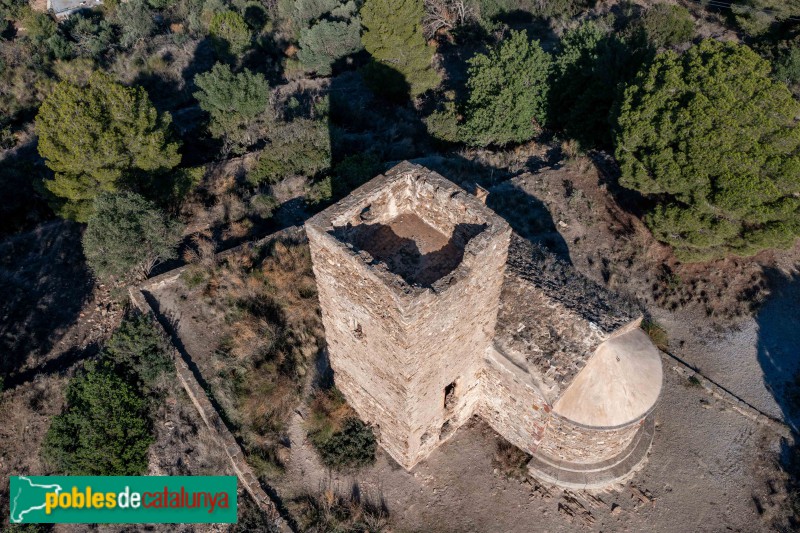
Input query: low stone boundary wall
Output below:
<box><xmin>129</xmin><ymin>228</ymin><xmax>303</xmax><ymax>532</ymax></box>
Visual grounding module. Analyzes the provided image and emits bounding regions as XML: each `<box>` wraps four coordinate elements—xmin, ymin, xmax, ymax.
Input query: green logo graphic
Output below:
<box><xmin>9</xmin><ymin>476</ymin><xmax>237</xmax><ymax>524</ymax></box>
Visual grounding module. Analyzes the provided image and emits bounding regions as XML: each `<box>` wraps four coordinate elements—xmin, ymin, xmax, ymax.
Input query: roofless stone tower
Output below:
<box><xmin>306</xmin><ymin>162</ymin><xmax>511</xmax><ymax>468</ymax></box>
<box><xmin>307</xmin><ymin>162</ymin><xmax>663</xmax><ymax>487</ymax></box>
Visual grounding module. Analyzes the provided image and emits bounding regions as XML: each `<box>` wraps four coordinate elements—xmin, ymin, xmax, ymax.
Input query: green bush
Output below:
<box><xmin>774</xmin><ymin>45</ymin><xmax>800</xmax><ymax>87</ymax></box>
<box><xmin>116</xmin><ymin>0</ymin><xmax>156</xmax><ymax>48</ymax></box>
<box><xmin>291</xmin><ymin>0</ymin><xmax>362</xmax><ymax>75</ymax></box>
<box><xmin>550</xmin><ymin>20</ymin><xmax>647</xmax><ymax>149</ymax></box>
<box><xmin>472</xmin><ymin>0</ymin><xmax>592</xmax><ymax>23</ymax></box>
<box><xmin>209</xmin><ymin>9</ymin><xmax>252</xmax><ymax>56</ymax></box>
<box><xmin>297</xmin><ymin>19</ymin><xmax>362</xmax><ymax>75</ymax></box>
<box><xmin>730</xmin><ymin>0</ymin><xmax>799</xmax><ymax>37</ymax></box>
<box><xmin>638</xmin><ymin>3</ymin><xmax>694</xmax><ymax>49</ymax></box>
<box><xmin>104</xmin><ymin>313</ymin><xmax>174</xmax><ymax>393</ymax></box>
<box><xmin>461</xmin><ymin>30</ymin><xmax>550</xmax><ymax>147</ymax></box>
<box><xmin>641</xmin><ymin>319</ymin><xmax>668</xmax><ymax>351</ymax></box>
<box><xmin>249</xmin><ymin>118</ymin><xmax>331</xmax><ymax>184</ymax></box>
<box><xmin>315</xmin><ymin>417</ymin><xmax>377</xmax><ymax>469</ymax></box>
<box><xmin>194</xmin><ymin>62</ymin><xmax>271</xmax><ymax>152</ymax></box>
<box><xmin>360</xmin><ymin>0</ymin><xmax>440</xmax><ymax>96</ymax></box>
<box><xmin>42</xmin><ymin>362</ymin><xmax>153</xmax><ymax>475</ymax></box>
<box><xmin>424</xmin><ymin>99</ymin><xmax>460</xmax><ymax>144</ymax></box>
<box><xmin>330</xmin><ymin>152</ymin><xmax>382</xmax><ymax>198</ymax></box>
<box><xmin>615</xmin><ymin>39</ymin><xmax>800</xmax><ymax>261</ymax></box>
<box><xmin>82</xmin><ymin>191</ymin><xmax>183</xmax><ymax>282</ymax></box>
<box><xmin>249</xmin><ymin>193</ymin><xmax>279</xmax><ymax>218</ymax></box>
<box><xmin>307</xmin><ymin>388</ymin><xmax>376</xmax><ymax>469</ymax></box>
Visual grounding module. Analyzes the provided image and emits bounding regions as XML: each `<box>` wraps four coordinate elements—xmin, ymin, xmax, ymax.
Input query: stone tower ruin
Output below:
<box><xmin>306</xmin><ymin>162</ymin><xmax>663</xmax><ymax>488</ymax></box>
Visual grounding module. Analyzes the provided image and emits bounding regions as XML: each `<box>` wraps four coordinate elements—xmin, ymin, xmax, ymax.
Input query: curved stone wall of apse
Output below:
<box><xmin>528</xmin><ymin>327</ymin><xmax>663</xmax><ymax>489</ymax></box>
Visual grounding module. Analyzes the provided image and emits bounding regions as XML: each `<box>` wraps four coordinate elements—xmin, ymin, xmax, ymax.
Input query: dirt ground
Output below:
<box><xmin>280</xmin><ymin>357</ymin><xmax>784</xmax><ymax>532</ymax></box>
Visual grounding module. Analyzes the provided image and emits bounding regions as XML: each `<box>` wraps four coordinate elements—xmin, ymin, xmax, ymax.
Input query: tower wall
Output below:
<box><xmin>306</xmin><ymin>163</ymin><xmax>511</xmax><ymax>469</ymax></box>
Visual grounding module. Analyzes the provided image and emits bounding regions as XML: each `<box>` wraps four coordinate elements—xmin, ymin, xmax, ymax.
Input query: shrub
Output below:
<box><xmin>730</xmin><ymin>0</ymin><xmax>799</xmax><ymax>37</ymax></box>
<box><xmin>472</xmin><ymin>0</ymin><xmax>592</xmax><ymax>23</ymax></box>
<box><xmin>461</xmin><ymin>30</ymin><xmax>550</xmax><ymax>147</ymax></box>
<box><xmin>36</xmin><ymin>72</ymin><xmax>181</xmax><ymax>221</ymax></box>
<box><xmin>316</xmin><ymin>417</ymin><xmax>377</xmax><ymax>469</ymax></box>
<box><xmin>550</xmin><ymin>20</ymin><xmax>647</xmax><ymax>149</ymax></box>
<box><xmin>641</xmin><ymin>319</ymin><xmax>668</xmax><ymax>351</ymax></box>
<box><xmin>615</xmin><ymin>39</ymin><xmax>800</xmax><ymax>261</ymax></box>
<box><xmin>330</xmin><ymin>152</ymin><xmax>382</xmax><ymax>198</ymax></box>
<box><xmin>424</xmin><ymin>99</ymin><xmax>460</xmax><ymax>144</ymax></box>
<box><xmin>307</xmin><ymin>388</ymin><xmax>376</xmax><ymax>469</ymax></box>
<box><xmin>248</xmin><ymin>193</ymin><xmax>279</xmax><ymax>219</ymax></box>
<box><xmin>104</xmin><ymin>313</ymin><xmax>174</xmax><ymax>393</ymax></box>
<box><xmin>248</xmin><ymin>118</ymin><xmax>331</xmax><ymax>184</ymax></box>
<box><xmin>209</xmin><ymin>9</ymin><xmax>252</xmax><ymax>56</ymax></box>
<box><xmin>116</xmin><ymin>0</ymin><xmax>156</xmax><ymax>48</ymax></box>
<box><xmin>294</xmin><ymin>488</ymin><xmax>389</xmax><ymax>532</ymax></box>
<box><xmin>297</xmin><ymin>19</ymin><xmax>362</xmax><ymax>75</ymax></box>
<box><xmin>774</xmin><ymin>45</ymin><xmax>800</xmax><ymax>87</ymax></box>
<box><xmin>194</xmin><ymin>62</ymin><xmax>271</xmax><ymax>152</ymax></box>
<box><xmin>82</xmin><ymin>191</ymin><xmax>183</xmax><ymax>281</ymax></box>
<box><xmin>638</xmin><ymin>3</ymin><xmax>694</xmax><ymax>49</ymax></box>
<box><xmin>360</xmin><ymin>0</ymin><xmax>440</xmax><ymax>96</ymax></box>
<box><xmin>42</xmin><ymin>362</ymin><xmax>153</xmax><ymax>475</ymax></box>
<box><xmin>492</xmin><ymin>439</ymin><xmax>530</xmax><ymax>480</ymax></box>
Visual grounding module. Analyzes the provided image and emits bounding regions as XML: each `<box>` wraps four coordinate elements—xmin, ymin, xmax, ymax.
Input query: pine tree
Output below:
<box><xmin>194</xmin><ymin>62</ymin><xmax>271</xmax><ymax>152</ymax></box>
<box><xmin>36</xmin><ymin>72</ymin><xmax>181</xmax><ymax>221</ymax></box>
<box><xmin>615</xmin><ymin>39</ymin><xmax>800</xmax><ymax>260</ymax></box>
<box><xmin>360</xmin><ymin>0</ymin><xmax>440</xmax><ymax>97</ymax></box>
<box><xmin>461</xmin><ymin>30</ymin><xmax>551</xmax><ymax>147</ymax></box>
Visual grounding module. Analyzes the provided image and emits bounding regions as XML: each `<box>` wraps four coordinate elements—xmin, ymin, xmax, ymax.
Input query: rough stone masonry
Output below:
<box><xmin>306</xmin><ymin>162</ymin><xmax>663</xmax><ymax>489</ymax></box>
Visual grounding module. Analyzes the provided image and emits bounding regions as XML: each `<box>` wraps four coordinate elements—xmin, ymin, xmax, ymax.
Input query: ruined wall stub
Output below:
<box><xmin>306</xmin><ymin>162</ymin><xmax>511</xmax><ymax>469</ymax></box>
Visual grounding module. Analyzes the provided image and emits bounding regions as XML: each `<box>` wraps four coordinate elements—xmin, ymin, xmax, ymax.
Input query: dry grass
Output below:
<box><xmin>292</xmin><ymin>486</ymin><xmax>390</xmax><ymax>533</ymax></box>
<box><xmin>307</xmin><ymin>387</ymin><xmax>356</xmax><ymax>443</ymax></box>
<box><xmin>180</xmin><ymin>235</ymin><xmax>324</xmax><ymax>477</ymax></box>
<box><xmin>492</xmin><ymin>438</ymin><xmax>531</xmax><ymax>481</ymax></box>
<box><xmin>641</xmin><ymin>319</ymin><xmax>669</xmax><ymax>352</ymax></box>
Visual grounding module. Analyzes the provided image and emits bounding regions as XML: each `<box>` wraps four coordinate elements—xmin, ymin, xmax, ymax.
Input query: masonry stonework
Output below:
<box><xmin>306</xmin><ymin>162</ymin><xmax>663</xmax><ymax>488</ymax></box>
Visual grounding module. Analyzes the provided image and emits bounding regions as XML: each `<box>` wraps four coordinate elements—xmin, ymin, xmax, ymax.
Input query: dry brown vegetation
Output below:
<box><xmin>492</xmin><ymin>437</ymin><xmax>531</xmax><ymax>481</ymax></box>
<box><xmin>291</xmin><ymin>486</ymin><xmax>389</xmax><ymax>533</ymax></box>
<box><xmin>177</xmin><ymin>234</ymin><xmax>324</xmax><ymax>476</ymax></box>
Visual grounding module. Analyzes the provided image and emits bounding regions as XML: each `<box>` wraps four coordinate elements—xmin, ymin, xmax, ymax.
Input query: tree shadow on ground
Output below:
<box><xmin>757</xmin><ymin>269</ymin><xmax>800</xmax><ymax>432</ymax></box>
<box><xmin>756</xmin><ymin>267</ymin><xmax>800</xmax><ymax>528</ymax></box>
<box><xmin>0</xmin><ymin>221</ymin><xmax>94</xmax><ymax>380</ymax></box>
<box><xmin>0</xmin><ymin>139</ymin><xmax>55</xmax><ymax>237</ymax></box>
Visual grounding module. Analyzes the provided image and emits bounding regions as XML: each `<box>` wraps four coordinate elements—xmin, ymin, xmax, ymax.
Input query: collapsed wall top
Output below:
<box><xmin>305</xmin><ymin>161</ymin><xmax>511</xmax><ymax>301</ymax></box>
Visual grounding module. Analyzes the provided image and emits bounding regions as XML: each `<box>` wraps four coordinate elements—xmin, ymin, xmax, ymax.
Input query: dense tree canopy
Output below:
<box><xmin>82</xmin><ymin>191</ymin><xmax>183</xmax><ymax>281</ymax></box>
<box><xmin>297</xmin><ymin>19</ymin><xmax>362</xmax><ymax>75</ymax></box>
<box><xmin>194</xmin><ymin>62</ymin><xmax>271</xmax><ymax>152</ymax></box>
<box><xmin>36</xmin><ymin>72</ymin><xmax>181</xmax><ymax>221</ymax></box>
<box><xmin>615</xmin><ymin>39</ymin><xmax>800</xmax><ymax>260</ymax></box>
<box><xmin>360</xmin><ymin>0</ymin><xmax>440</xmax><ymax>96</ymax></box>
<box><xmin>550</xmin><ymin>21</ymin><xmax>647</xmax><ymax>149</ymax></box>
<box><xmin>461</xmin><ymin>30</ymin><xmax>550</xmax><ymax>147</ymax></box>
<box><xmin>42</xmin><ymin>362</ymin><xmax>153</xmax><ymax>475</ymax></box>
